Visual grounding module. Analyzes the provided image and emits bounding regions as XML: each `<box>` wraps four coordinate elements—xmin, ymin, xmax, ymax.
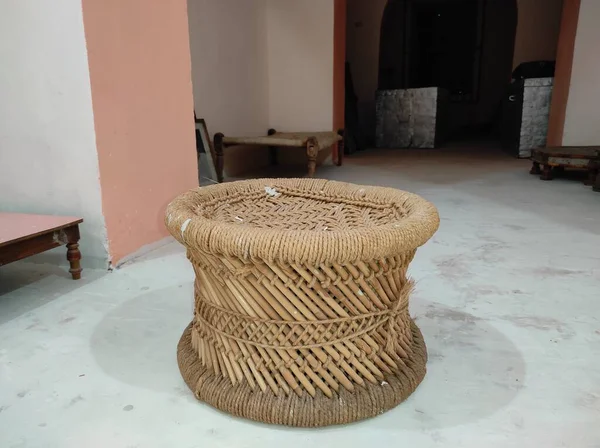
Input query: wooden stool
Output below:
<box><xmin>530</xmin><ymin>147</ymin><xmax>600</xmax><ymax>182</ymax></box>
<box><xmin>166</xmin><ymin>178</ymin><xmax>440</xmax><ymax>426</ymax></box>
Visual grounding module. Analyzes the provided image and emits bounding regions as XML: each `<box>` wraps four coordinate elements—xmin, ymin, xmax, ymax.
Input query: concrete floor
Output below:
<box><xmin>1</xmin><ymin>148</ymin><xmax>599</xmax><ymax>447</ymax></box>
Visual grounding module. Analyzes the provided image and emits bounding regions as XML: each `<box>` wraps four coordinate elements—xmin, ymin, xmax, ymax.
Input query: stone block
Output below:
<box><xmin>375</xmin><ymin>87</ymin><xmax>446</xmax><ymax>149</ymax></box>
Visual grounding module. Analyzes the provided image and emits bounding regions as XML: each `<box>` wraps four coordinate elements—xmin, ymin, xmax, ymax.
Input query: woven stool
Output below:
<box><xmin>166</xmin><ymin>179</ymin><xmax>439</xmax><ymax>427</ymax></box>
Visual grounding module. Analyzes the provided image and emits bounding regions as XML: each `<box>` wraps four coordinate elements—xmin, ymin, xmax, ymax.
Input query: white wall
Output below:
<box><xmin>187</xmin><ymin>0</ymin><xmax>270</xmax><ymax>137</ymax></box>
<box><xmin>266</xmin><ymin>0</ymin><xmax>335</xmax><ymax>131</ymax></box>
<box><xmin>562</xmin><ymin>0</ymin><xmax>600</xmax><ymax>145</ymax></box>
<box><xmin>188</xmin><ymin>0</ymin><xmax>335</xmax><ymax>133</ymax></box>
<box><xmin>187</xmin><ymin>0</ymin><xmax>336</xmax><ymax>175</ymax></box>
<box><xmin>0</xmin><ymin>0</ymin><xmax>108</xmax><ymax>265</ymax></box>
<box><xmin>187</xmin><ymin>0</ymin><xmax>270</xmax><ymax>176</ymax></box>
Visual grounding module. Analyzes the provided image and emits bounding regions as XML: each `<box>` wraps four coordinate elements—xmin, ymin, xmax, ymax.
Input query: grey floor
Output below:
<box><xmin>1</xmin><ymin>148</ymin><xmax>599</xmax><ymax>447</ymax></box>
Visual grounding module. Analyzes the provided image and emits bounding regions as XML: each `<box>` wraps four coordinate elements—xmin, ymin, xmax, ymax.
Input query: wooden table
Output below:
<box><xmin>0</xmin><ymin>213</ymin><xmax>83</xmax><ymax>279</ymax></box>
<box><xmin>530</xmin><ymin>147</ymin><xmax>600</xmax><ymax>184</ymax></box>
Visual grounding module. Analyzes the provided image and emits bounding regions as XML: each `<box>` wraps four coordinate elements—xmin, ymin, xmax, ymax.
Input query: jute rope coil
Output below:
<box><xmin>166</xmin><ymin>178</ymin><xmax>439</xmax><ymax>426</ymax></box>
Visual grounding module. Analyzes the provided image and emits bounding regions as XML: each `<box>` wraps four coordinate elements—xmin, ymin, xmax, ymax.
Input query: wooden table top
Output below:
<box><xmin>0</xmin><ymin>213</ymin><xmax>82</xmax><ymax>247</ymax></box>
<box><xmin>534</xmin><ymin>146</ymin><xmax>600</xmax><ymax>158</ymax></box>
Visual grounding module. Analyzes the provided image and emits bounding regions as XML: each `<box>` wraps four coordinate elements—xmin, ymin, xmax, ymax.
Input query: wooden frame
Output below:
<box><xmin>530</xmin><ymin>146</ymin><xmax>600</xmax><ymax>189</ymax></box>
<box><xmin>195</xmin><ymin>117</ymin><xmax>219</xmax><ymax>184</ymax></box>
<box><xmin>0</xmin><ymin>214</ymin><xmax>83</xmax><ymax>280</ymax></box>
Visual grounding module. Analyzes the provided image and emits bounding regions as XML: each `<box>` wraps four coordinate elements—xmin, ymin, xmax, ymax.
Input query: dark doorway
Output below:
<box><xmin>409</xmin><ymin>0</ymin><xmax>482</xmax><ymax>101</ymax></box>
<box><xmin>379</xmin><ymin>0</ymin><xmax>518</xmax><ymax>145</ymax></box>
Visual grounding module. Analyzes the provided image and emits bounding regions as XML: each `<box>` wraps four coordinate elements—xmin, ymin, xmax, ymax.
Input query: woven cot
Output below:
<box><xmin>166</xmin><ymin>178</ymin><xmax>439</xmax><ymax>426</ymax></box>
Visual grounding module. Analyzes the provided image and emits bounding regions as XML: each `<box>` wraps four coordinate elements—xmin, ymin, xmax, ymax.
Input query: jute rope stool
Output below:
<box><xmin>166</xmin><ymin>178</ymin><xmax>439</xmax><ymax>426</ymax></box>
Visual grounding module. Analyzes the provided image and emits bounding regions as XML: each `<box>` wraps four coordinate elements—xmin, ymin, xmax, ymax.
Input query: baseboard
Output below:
<box><xmin>113</xmin><ymin>236</ymin><xmax>176</xmax><ymax>269</ymax></box>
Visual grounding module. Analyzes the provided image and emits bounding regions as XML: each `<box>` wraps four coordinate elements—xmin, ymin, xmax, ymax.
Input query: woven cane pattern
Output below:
<box><xmin>166</xmin><ymin>178</ymin><xmax>439</xmax><ymax>426</ymax></box>
<box><xmin>199</xmin><ymin>187</ymin><xmax>406</xmax><ymax>231</ymax></box>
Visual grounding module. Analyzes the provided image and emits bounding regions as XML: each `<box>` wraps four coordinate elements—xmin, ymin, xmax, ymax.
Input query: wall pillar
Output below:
<box><xmin>547</xmin><ymin>0</ymin><xmax>581</xmax><ymax>146</ymax></box>
<box><xmin>82</xmin><ymin>0</ymin><xmax>198</xmax><ymax>266</ymax></box>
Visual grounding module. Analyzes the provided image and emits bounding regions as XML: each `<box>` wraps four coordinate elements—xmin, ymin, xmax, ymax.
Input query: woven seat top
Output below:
<box><xmin>222</xmin><ymin>132</ymin><xmax>342</xmax><ymax>149</ymax></box>
<box><xmin>166</xmin><ymin>179</ymin><xmax>439</xmax><ymax>264</ymax></box>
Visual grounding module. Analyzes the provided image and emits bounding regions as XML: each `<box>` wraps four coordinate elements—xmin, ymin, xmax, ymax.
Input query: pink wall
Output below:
<box><xmin>561</xmin><ymin>0</ymin><xmax>599</xmax><ymax>145</ymax></box>
<box><xmin>82</xmin><ymin>0</ymin><xmax>198</xmax><ymax>265</ymax></box>
<box><xmin>513</xmin><ymin>0</ymin><xmax>564</xmax><ymax>69</ymax></box>
<box><xmin>547</xmin><ymin>0</ymin><xmax>580</xmax><ymax>146</ymax></box>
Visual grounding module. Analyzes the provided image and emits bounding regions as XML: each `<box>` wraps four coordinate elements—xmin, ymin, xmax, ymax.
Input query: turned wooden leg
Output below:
<box><xmin>214</xmin><ymin>132</ymin><xmax>225</xmax><ymax>183</ymax></box>
<box><xmin>592</xmin><ymin>168</ymin><xmax>600</xmax><ymax>192</ymax></box>
<box><xmin>530</xmin><ymin>161</ymin><xmax>541</xmax><ymax>175</ymax></box>
<box><xmin>540</xmin><ymin>165</ymin><xmax>553</xmax><ymax>181</ymax></box>
<box><xmin>267</xmin><ymin>128</ymin><xmax>278</xmax><ymax>166</ymax></box>
<box><xmin>306</xmin><ymin>137</ymin><xmax>319</xmax><ymax>178</ymax></box>
<box><xmin>336</xmin><ymin>129</ymin><xmax>344</xmax><ymax>166</ymax></box>
<box><xmin>585</xmin><ymin>168</ymin><xmax>597</xmax><ymax>186</ymax></box>
<box><xmin>66</xmin><ymin>237</ymin><xmax>82</xmax><ymax>280</ymax></box>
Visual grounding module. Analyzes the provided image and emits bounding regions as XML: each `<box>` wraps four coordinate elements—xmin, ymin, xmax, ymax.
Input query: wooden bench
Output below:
<box><xmin>213</xmin><ymin>129</ymin><xmax>344</xmax><ymax>182</ymax></box>
<box><xmin>0</xmin><ymin>213</ymin><xmax>83</xmax><ymax>280</ymax></box>
<box><xmin>530</xmin><ymin>147</ymin><xmax>600</xmax><ymax>190</ymax></box>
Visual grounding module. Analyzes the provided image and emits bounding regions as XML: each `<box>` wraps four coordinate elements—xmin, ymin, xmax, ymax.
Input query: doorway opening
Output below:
<box><xmin>344</xmin><ymin>0</ymin><xmax>565</xmax><ymax>153</ymax></box>
<box><xmin>379</xmin><ymin>0</ymin><xmax>517</xmax><ymax>148</ymax></box>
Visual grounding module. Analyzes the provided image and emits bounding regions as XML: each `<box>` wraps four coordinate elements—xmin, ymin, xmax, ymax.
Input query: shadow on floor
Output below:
<box><xmin>90</xmin><ymin>284</ymin><xmax>525</xmax><ymax>430</ymax></box>
<box><xmin>0</xmin><ymin>262</ymin><xmax>106</xmax><ymax>325</ymax></box>
<box><xmin>90</xmin><ymin>282</ymin><xmax>193</xmax><ymax>397</ymax></box>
